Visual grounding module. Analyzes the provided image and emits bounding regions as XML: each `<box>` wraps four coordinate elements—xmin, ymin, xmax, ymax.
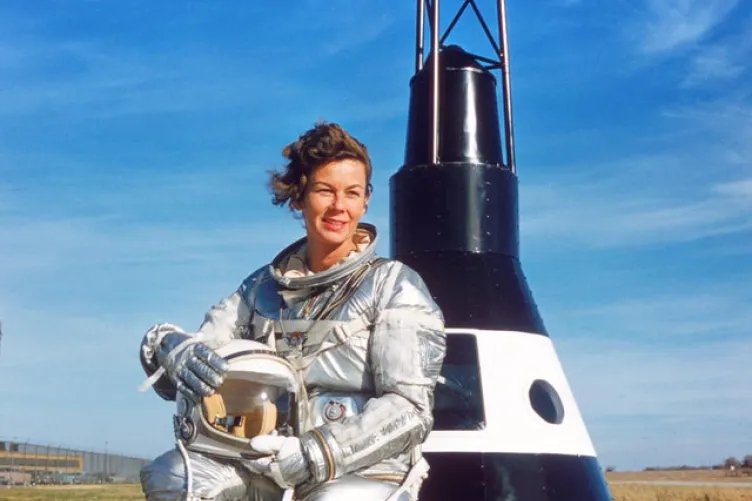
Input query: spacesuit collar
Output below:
<box><xmin>269</xmin><ymin>222</ymin><xmax>378</xmax><ymax>291</ymax></box>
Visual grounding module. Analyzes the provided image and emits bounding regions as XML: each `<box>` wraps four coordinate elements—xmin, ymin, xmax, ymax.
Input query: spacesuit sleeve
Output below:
<box><xmin>138</xmin><ymin>270</ymin><xmax>262</xmax><ymax>401</ymax></box>
<box><xmin>299</xmin><ymin>262</ymin><xmax>447</xmax><ymax>482</ymax></box>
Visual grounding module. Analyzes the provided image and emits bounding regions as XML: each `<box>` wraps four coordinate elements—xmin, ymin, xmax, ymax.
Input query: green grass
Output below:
<box><xmin>0</xmin><ymin>484</ymin><xmax>143</xmax><ymax>501</ymax></box>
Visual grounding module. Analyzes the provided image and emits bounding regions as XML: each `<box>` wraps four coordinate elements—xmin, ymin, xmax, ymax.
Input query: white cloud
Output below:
<box><xmin>682</xmin><ymin>43</ymin><xmax>747</xmax><ymax>86</ymax></box>
<box><xmin>677</xmin><ymin>13</ymin><xmax>752</xmax><ymax>88</ymax></box>
<box><xmin>661</xmin><ymin>95</ymin><xmax>752</xmax><ymax>165</ymax></box>
<box><xmin>520</xmin><ymin>90</ymin><xmax>752</xmax><ymax>250</ymax></box>
<box><xmin>713</xmin><ymin>178</ymin><xmax>752</xmax><ymax>198</ymax></box>
<box><xmin>315</xmin><ymin>11</ymin><xmax>395</xmax><ymax>57</ymax></box>
<box><xmin>635</xmin><ymin>0</ymin><xmax>740</xmax><ymax>55</ymax></box>
<box><xmin>622</xmin><ymin>0</ymin><xmax>751</xmax><ymax>93</ymax></box>
<box><xmin>520</xmin><ymin>172</ymin><xmax>752</xmax><ymax>249</ymax></box>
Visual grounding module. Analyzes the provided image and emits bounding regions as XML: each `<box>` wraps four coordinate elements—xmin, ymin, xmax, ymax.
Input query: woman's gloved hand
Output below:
<box><xmin>155</xmin><ymin>332</ymin><xmax>229</xmax><ymax>403</ymax></box>
<box><xmin>245</xmin><ymin>435</ymin><xmax>311</xmax><ymax>489</ymax></box>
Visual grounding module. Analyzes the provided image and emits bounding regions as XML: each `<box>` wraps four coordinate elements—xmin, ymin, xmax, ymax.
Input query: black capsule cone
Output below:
<box><xmin>390</xmin><ymin>45</ymin><xmax>612</xmax><ymax>501</ymax></box>
<box><xmin>404</xmin><ymin>45</ymin><xmax>504</xmax><ymax>166</ymax></box>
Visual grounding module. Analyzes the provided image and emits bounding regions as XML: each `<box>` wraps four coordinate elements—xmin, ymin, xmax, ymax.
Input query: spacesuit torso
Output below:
<box><xmin>139</xmin><ymin>223</ymin><xmax>447</xmax><ymax>501</ymax></box>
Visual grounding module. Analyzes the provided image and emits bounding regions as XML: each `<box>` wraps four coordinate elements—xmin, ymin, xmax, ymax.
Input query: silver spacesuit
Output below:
<box><xmin>138</xmin><ymin>223</ymin><xmax>447</xmax><ymax>501</ymax></box>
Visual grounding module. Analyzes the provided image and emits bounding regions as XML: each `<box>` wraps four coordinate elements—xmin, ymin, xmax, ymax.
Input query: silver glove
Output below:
<box><xmin>155</xmin><ymin>332</ymin><xmax>229</xmax><ymax>403</ymax></box>
<box><xmin>246</xmin><ymin>435</ymin><xmax>311</xmax><ymax>489</ymax></box>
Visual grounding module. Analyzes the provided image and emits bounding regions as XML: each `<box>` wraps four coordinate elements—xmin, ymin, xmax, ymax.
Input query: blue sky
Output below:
<box><xmin>0</xmin><ymin>0</ymin><xmax>750</xmax><ymax>472</ymax></box>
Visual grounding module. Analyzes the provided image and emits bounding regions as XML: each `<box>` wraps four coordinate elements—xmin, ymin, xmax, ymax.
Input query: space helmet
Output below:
<box><xmin>173</xmin><ymin>339</ymin><xmax>300</xmax><ymax>459</ymax></box>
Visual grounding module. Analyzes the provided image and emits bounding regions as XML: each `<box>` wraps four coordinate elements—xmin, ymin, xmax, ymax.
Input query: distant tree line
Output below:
<box><xmin>720</xmin><ymin>455</ymin><xmax>752</xmax><ymax>472</ymax></box>
<box><xmin>604</xmin><ymin>455</ymin><xmax>752</xmax><ymax>473</ymax></box>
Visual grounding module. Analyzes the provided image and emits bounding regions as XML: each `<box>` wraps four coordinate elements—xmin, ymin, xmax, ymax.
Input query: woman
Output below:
<box><xmin>138</xmin><ymin>122</ymin><xmax>447</xmax><ymax>501</ymax></box>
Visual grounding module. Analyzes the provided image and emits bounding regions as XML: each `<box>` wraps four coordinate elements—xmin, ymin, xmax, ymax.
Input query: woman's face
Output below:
<box><xmin>297</xmin><ymin>158</ymin><xmax>370</xmax><ymax>251</ymax></box>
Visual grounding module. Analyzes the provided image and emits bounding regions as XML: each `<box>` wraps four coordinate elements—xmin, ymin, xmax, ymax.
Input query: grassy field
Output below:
<box><xmin>606</xmin><ymin>469</ymin><xmax>752</xmax><ymax>501</ymax></box>
<box><xmin>0</xmin><ymin>474</ymin><xmax>750</xmax><ymax>501</ymax></box>
<box><xmin>611</xmin><ymin>484</ymin><xmax>752</xmax><ymax>501</ymax></box>
<box><xmin>608</xmin><ymin>469</ymin><xmax>752</xmax><ymax>483</ymax></box>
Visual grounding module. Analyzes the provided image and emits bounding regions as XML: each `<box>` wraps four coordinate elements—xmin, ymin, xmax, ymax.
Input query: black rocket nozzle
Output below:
<box><xmin>390</xmin><ymin>44</ymin><xmax>544</xmax><ymax>333</ymax></box>
<box><xmin>405</xmin><ymin>45</ymin><xmax>504</xmax><ymax>167</ymax></box>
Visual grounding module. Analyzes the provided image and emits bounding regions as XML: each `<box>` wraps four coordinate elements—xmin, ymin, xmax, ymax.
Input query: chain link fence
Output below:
<box><xmin>0</xmin><ymin>438</ymin><xmax>149</xmax><ymax>485</ymax></box>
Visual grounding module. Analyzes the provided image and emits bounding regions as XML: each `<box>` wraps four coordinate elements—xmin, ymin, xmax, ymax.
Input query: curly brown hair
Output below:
<box><xmin>268</xmin><ymin>121</ymin><xmax>373</xmax><ymax>211</ymax></box>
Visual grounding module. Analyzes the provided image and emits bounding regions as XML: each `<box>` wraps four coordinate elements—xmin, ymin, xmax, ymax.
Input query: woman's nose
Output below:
<box><xmin>331</xmin><ymin>192</ymin><xmax>346</xmax><ymax>209</ymax></box>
